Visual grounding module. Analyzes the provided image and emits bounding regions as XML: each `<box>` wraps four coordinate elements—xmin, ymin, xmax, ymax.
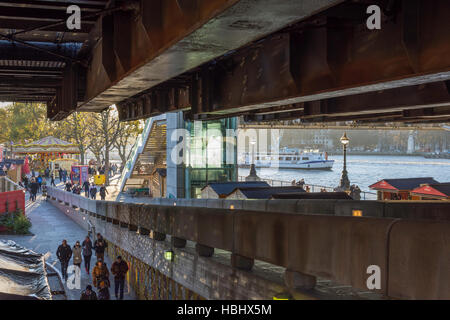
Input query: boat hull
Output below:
<box><xmin>240</xmin><ymin>160</ymin><xmax>334</xmax><ymax>170</ymax></box>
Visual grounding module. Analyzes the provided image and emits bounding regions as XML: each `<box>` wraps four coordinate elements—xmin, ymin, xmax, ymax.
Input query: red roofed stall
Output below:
<box><xmin>369</xmin><ymin>177</ymin><xmax>439</xmax><ymax>200</ymax></box>
<box><xmin>411</xmin><ymin>183</ymin><xmax>450</xmax><ymax>201</ymax></box>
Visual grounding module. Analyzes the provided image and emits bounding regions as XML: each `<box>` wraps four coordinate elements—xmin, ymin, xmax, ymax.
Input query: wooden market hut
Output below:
<box><xmin>369</xmin><ymin>177</ymin><xmax>439</xmax><ymax>200</ymax></box>
<box><xmin>410</xmin><ymin>183</ymin><xmax>450</xmax><ymax>201</ymax></box>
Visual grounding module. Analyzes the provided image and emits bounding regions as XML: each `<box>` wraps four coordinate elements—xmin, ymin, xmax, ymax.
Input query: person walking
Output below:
<box><xmin>92</xmin><ymin>259</ymin><xmax>110</xmax><ymax>289</ymax></box>
<box><xmin>65</xmin><ymin>181</ymin><xmax>72</xmax><ymax>192</ymax></box>
<box><xmin>82</xmin><ymin>180</ymin><xmax>90</xmax><ymax>198</ymax></box>
<box><xmin>72</xmin><ymin>241</ymin><xmax>83</xmax><ymax>270</ymax></box>
<box><xmin>29</xmin><ymin>178</ymin><xmax>39</xmax><ymax>202</ymax></box>
<box><xmin>97</xmin><ymin>280</ymin><xmax>110</xmax><ymax>300</ymax></box>
<box><xmin>82</xmin><ymin>236</ymin><xmax>93</xmax><ymax>273</ymax></box>
<box><xmin>56</xmin><ymin>240</ymin><xmax>72</xmax><ymax>281</ymax></box>
<box><xmin>99</xmin><ymin>184</ymin><xmax>108</xmax><ymax>200</ymax></box>
<box><xmin>90</xmin><ymin>184</ymin><xmax>97</xmax><ymax>200</ymax></box>
<box><xmin>93</xmin><ymin>233</ymin><xmax>107</xmax><ymax>261</ymax></box>
<box><xmin>80</xmin><ymin>285</ymin><xmax>97</xmax><ymax>300</ymax></box>
<box><xmin>111</xmin><ymin>256</ymin><xmax>129</xmax><ymax>300</ymax></box>
<box><xmin>63</xmin><ymin>169</ymin><xmax>67</xmax><ymax>183</ymax></box>
<box><xmin>50</xmin><ymin>173</ymin><xmax>56</xmax><ymax>187</ymax></box>
<box><xmin>23</xmin><ymin>176</ymin><xmax>29</xmax><ymax>190</ymax></box>
<box><xmin>59</xmin><ymin>168</ymin><xmax>63</xmax><ymax>182</ymax></box>
<box><xmin>37</xmin><ymin>175</ymin><xmax>42</xmax><ymax>193</ymax></box>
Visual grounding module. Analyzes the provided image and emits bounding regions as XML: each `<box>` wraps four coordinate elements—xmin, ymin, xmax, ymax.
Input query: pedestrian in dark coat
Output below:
<box><xmin>97</xmin><ymin>280</ymin><xmax>110</xmax><ymax>300</ymax></box>
<box><xmin>82</xmin><ymin>236</ymin><xmax>93</xmax><ymax>273</ymax></box>
<box><xmin>29</xmin><ymin>179</ymin><xmax>39</xmax><ymax>202</ymax></box>
<box><xmin>99</xmin><ymin>185</ymin><xmax>108</xmax><ymax>200</ymax></box>
<box><xmin>80</xmin><ymin>285</ymin><xmax>97</xmax><ymax>300</ymax></box>
<box><xmin>111</xmin><ymin>256</ymin><xmax>129</xmax><ymax>300</ymax></box>
<box><xmin>90</xmin><ymin>185</ymin><xmax>97</xmax><ymax>200</ymax></box>
<box><xmin>56</xmin><ymin>239</ymin><xmax>72</xmax><ymax>281</ymax></box>
<box><xmin>50</xmin><ymin>174</ymin><xmax>56</xmax><ymax>187</ymax></box>
<box><xmin>82</xmin><ymin>180</ymin><xmax>90</xmax><ymax>197</ymax></box>
<box><xmin>93</xmin><ymin>233</ymin><xmax>107</xmax><ymax>261</ymax></box>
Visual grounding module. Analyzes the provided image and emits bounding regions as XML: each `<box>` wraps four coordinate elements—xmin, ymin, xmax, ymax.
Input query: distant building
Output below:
<box><xmin>226</xmin><ymin>186</ymin><xmax>305</xmax><ymax>200</ymax></box>
<box><xmin>411</xmin><ymin>183</ymin><xmax>450</xmax><ymax>201</ymax></box>
<box><xmin>369</xmin><ymin>177</ymin><xmax>439</xmax><ymax>200</ymax></box>
<box><xmin>201</xmin><ymin>181</ymin><xmax>270</xmax><ymax>199</ymax></box>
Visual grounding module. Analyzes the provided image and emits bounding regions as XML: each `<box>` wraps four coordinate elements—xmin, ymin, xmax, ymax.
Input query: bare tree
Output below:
<box><xmin>59</xmin><ymin>112</ymin><xmax>91</xmax><ymax>164</ymax></box>
<box><xmin>113</xmin><ymin>120</ymin><xmax>142</xmax><ymax>168</ymax></box>
<box><xmin>88</xmin><ymin>107</ymin><xmax>121</xmax><ymax>185</ymax></box>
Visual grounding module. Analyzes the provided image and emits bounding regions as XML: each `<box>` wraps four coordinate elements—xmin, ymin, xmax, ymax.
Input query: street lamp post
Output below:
<box><xmin>339</xmin><ymin>132</ymin><xmax>350</xmax><ymax>190</ymax></box>
<box><xmin>246</xmin><ymin>138</ymin><xmax>260</xmax><ymax>181</ymax></box>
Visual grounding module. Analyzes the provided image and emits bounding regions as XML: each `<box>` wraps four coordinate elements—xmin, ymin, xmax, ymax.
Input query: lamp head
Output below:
<box><xmin>340</xmin><ymin>132</ymin><xmax>350</xmax><ymax>146</ymax></box>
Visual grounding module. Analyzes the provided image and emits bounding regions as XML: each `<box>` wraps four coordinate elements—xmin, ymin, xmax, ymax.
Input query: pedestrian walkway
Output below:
<box><xmin>0</xmin><ymin>195</ymin><xmax>136</xmax><ymax>300</ymax></box>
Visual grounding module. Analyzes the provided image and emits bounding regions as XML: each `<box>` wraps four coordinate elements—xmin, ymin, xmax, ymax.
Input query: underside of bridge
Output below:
<box><xmin>0</xmin><ymin>0</ymin><xmax>449</xmax><ymax>123</ymax></box>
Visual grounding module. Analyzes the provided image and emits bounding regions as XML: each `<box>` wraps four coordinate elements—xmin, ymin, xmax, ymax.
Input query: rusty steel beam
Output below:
<box><xmin>79</xmin><ymin>0</ymin><xmax>342</xmax><ymax>112</ymax></box>
<box><xmin>116</xmin><ymin>0</ymin><xmax>450</xmax><ymax>123</ymax></box>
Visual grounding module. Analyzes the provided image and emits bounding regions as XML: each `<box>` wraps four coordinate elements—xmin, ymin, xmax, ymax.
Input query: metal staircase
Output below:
<box><xmin>117</xmin><ymin>114</ymin><xmax>166</xmax><ymax>193</ymax></box>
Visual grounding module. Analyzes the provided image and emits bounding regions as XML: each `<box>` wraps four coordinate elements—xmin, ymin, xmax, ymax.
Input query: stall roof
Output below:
<box><xmin>202</xmin><ymin>181</ymin><xmax>270</xmax><ymax>197</ymax></box>
<box><xmin>411</xmin><ymin>183</ymin><xmax>450</xmax><ymax>199</ymax></box>
<box><xmin>369</xmin><ymin>177</ymin><xmax>439</xmax><ymax>191</ymax></box>
<box><xmin>13</xmin><ymin>136</ymin><xmax>78</xmax><ymax>154</ymax></box>
<box><xmin>230</xmin><ymin>186</ymin><xmax>305</xmax><ymax>199</ymax></box>
<box><xmin>271</xmin><ymin>192</ymin><xmax>353</xmax><ymax>200</ymax></box>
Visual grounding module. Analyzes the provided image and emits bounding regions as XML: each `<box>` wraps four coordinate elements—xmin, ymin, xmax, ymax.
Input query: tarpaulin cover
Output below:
<box><xmin>0</xmin><ymin>240</ymin><xmax>51</xmax><ymax>300</ymax></box>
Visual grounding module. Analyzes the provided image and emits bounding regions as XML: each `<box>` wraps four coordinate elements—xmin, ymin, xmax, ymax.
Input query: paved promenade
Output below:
<box><xmin>0</xmin><ymin>194</ymin><xmax>136</xmax><ymax>300</ymax></box>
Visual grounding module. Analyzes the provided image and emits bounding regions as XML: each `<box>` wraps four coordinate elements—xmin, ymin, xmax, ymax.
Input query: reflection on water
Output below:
<box><xmin>239</xmin><ymin>155</ymin><xmax>450</xmax><ymax>193</ymax></box>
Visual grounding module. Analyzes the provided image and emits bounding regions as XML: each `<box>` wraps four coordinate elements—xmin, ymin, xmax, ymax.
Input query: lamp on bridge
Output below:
<box><xmin>339</xmin><ymin>132</ymin><xmax>350</xmax><ymax>191</ymax></box>
<box><xmin>246</xmin><ymin>138</ymin><xmax>260</xmax><ymax>182</ymax></box>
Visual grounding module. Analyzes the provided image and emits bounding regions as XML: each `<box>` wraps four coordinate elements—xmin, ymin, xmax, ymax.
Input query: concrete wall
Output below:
<box><xmin>48</xmin><ymin>187</ymin><xmax>450</xmax><ymax>300</ymax></box>
<box><xmin>49</xmin><ymin>198</ymin><xmax>297</xmax><ymax>300</ymax></box>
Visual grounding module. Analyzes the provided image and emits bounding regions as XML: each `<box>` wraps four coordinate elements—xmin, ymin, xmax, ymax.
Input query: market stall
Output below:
<box><xmin>12</xmin><ymin>136</ymin><xmax>79</xmax><ymax>174</ymax></box>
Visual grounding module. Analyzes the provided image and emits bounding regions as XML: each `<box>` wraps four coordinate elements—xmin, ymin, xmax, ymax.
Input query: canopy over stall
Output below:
<box><xmin>0</xmin><ymin>240</ymin><xmax>52</xmax><ymax>300</ymax></box>
<box><xmin>12</xmin><ymin>136</ymin><xmax>79</xmax><ymax>172</ymax></box>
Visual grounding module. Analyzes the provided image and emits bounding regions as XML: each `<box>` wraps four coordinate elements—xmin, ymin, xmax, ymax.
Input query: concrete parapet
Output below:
<box><xmin>384</xmin><ymin>201</ymin><xmax>450</xmax><ymax>221</ymax></box>
<box><xmin>335</xmin><ymin>200</ymin><xmax>384</xmax><ymax>217</ymax></box>
<box><xmin>231</xmin><ymin>253</ymin><xmax>254</xmax><ymax>271</ymax></box>
<box><xmin>195</xmin><ymin>243</ymin><xmax>214</xmax><ymax>257</ymax></box>
<box><xmin>388</xmin><ymin>220</ymin><xmax>450</xmax><ymax>299</ymax></box>
<box><xmin>295</xmin><ymin>199</ymin><xmax>337</xmax><ymax>215</ymax></box>
<box><xmin>284</xmin><ymin>269</ymin><xmax>317</xmax><ymax>290</ymax></box>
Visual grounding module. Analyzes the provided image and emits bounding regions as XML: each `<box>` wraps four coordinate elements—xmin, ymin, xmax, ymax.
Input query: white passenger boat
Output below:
<box><xmin>240</xmin><ymin>148</ymin><xmax>334</xmax><ymax>170</ymax></box>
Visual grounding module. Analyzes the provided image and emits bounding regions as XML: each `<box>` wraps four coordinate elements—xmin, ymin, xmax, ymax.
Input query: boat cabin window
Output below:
<box><xmin>302</xmin><ymin>157</ymin><xmax>309</xmax><ymax>160</ymax></box>
<box><xmin>286</xmin><ymin>157</ymin><xmax>291</xmax><ymax>161</ymax></box>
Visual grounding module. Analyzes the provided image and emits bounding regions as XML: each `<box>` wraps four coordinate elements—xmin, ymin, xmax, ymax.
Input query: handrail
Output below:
<box><xmin>238</xmin><ymin>175</ymin><xmax>377</xmax><ymax>200</ymax></box>
<box><xmin>0</xmin><ymin>176</ymin><xmax>24</xmax><ymax>192</ymax></box>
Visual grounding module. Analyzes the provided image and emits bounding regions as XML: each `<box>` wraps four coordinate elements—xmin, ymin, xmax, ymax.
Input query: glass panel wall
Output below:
<box><xmin>185</xmin><ymin>118</ymin><xmax>237</xmax><ymax>198</ymax></box>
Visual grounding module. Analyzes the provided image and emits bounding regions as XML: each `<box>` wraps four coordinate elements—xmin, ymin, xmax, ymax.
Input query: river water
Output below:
<box><xmin>238</xmin><ymin>155</ymin><xmax>450</xmax><ymax>196</ymax></box>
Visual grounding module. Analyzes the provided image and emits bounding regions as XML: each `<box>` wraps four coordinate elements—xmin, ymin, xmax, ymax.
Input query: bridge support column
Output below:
<box><xmin>195</xmin><ymin>244</ymin><xmax>214</xmax><ymax>257</ymax></box>
<box><xmin>172</xmin><ymin>237</ymin><xmax>186</xmax><ymax>248</ymax></box>
<box><xmin>231</xmin><ymin>254</ymin><xmax>254</xmax><ymax>271</ymax></box>
<box><xmin>120</xmin><ymin>222</ymin><xmax>129</xmax><ymax>229</ymax></box>
<box><xmin>284</xmin><ymin>269</ymin><xmax>316</xmax><ymax>290</ymax></box>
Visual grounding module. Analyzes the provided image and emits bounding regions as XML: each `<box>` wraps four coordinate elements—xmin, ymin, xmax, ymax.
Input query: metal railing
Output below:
<box><xmin>238</xmin><ymin>175</ymin><xmax>377</xmax><ymax>200</ymax></box>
